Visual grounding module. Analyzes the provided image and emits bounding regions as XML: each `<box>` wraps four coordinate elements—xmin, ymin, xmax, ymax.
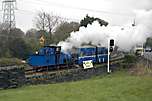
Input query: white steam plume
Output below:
<box><xmin>58</xmin><ymin>10</ymin><xmax>152</xmax><ymax>52</ymax></box>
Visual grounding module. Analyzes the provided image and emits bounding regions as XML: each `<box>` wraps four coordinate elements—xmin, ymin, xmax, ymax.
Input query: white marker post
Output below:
<box><xmin>107</xmin><ymin>40</ymin><xmax>110</xmax><ymax>73</ymax></box>
<box><xmin>107</xmin><ymin>39</ymin><xmax>115</xmax><ymax>73</ymax></box>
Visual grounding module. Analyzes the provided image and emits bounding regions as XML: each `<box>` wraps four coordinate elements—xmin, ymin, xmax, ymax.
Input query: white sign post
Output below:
<box><xmin>107</xmin><ymin>39</ymin><xmax>110</xmax><ymax>73</ymax></box>
<box><xmin>107</xmin><ymin>39</ymin><xmax>115</xmax><ymax>73</ymax></box>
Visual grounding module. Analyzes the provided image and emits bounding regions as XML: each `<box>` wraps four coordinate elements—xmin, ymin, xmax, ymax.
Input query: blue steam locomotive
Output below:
<box><xmin>27</xmin><ymin>45</ymin><xmax>108</xmax><ymax>69</ymax></box>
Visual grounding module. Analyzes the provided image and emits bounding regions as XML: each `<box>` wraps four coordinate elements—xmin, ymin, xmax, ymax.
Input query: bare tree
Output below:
<box><xmin>45</xmin><ymin>13</ymin><xmax>60</xmax><ymax>33</ymax></box>
<box><xmin>35</xmin><ymin>11</ymin><xmax>48</xmax><ymax>31</ymax></box>
<box><xmin>53</xmin><ymin>21</ymin><xmax>80</xmax><ymax>43</ymax></box>
<box><xmin>34</xmin><ymin>11</ymin><xmax>63</xmax><ymax>33</ymax></box>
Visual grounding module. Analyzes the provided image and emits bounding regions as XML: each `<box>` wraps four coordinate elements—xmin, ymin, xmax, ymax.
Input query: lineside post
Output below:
<box><xmin>108</xmin><ymin>39</ymin><xmax>110</xmax><ymax>73</ymax></box>
<box><xmin>107</xmin><ymin>39</ymin><xmax>115</xmax><ymax>73</ymax></box>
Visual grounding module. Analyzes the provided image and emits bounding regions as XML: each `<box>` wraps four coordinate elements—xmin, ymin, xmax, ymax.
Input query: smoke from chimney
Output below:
<box><xmin>58</xmin><ymin>9</ymin><xmax>152</xmax><ymax>52</ymax></box>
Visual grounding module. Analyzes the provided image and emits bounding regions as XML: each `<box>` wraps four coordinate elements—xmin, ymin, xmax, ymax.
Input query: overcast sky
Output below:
<box><xmin>0</xmin><ymin>0</ymin><xmax>152</xmax><ymax>32</ymax></box>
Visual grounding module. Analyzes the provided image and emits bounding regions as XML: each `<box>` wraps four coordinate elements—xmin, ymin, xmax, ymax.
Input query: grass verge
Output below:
<box><xmin>0</xmin><ymin>71</ymin><xmax>152</xmax><ymax>101</ymax></box>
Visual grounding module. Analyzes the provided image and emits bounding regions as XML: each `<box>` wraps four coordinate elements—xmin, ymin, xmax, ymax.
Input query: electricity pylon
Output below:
<box><xmin>2</xmin><ymin>0</ymin><xmax>17</xmax><ymax>29</ymax></box>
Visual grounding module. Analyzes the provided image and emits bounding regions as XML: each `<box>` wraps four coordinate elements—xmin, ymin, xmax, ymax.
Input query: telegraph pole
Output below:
<box><xmin>2</xmin><ymin>0</ymin><xmax>17</xmax><ymax>30</ymax></box>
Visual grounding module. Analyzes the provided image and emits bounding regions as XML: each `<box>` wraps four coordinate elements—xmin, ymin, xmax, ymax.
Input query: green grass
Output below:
<box><xmin>0</xmin><ymin>71</ymin><xmax>152</xmax><ymax>101</ymax></box>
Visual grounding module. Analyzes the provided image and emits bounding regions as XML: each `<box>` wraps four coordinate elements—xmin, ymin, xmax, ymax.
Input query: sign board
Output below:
<box><xmin>39</xmin><ymin>36</ymin><xmax>45</xmax><ymax>45</ymax></box>
<box><xmin>83</xmin><ymin>60</ymin><xmax>93</xmax><ymax>69</ymax></box>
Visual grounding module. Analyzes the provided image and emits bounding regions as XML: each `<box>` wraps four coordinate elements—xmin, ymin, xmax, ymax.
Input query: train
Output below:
<box><xmin>134</xmin><ymin>44</ymin><xmax>144</xmax><ymax>56</ymax></box>
<box><xmin>27</xmin><ymin>45</ymin><xmax>108</xmax><ymax>70</ymax></box>
<box><xmin>134</xmin><ymin>43</ymin><xmax>152</xmax><ymax>56</ymax></box>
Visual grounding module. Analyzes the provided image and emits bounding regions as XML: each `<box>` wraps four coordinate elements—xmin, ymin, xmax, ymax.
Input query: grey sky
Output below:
<box><xmin>0</xmin><ymin>0</ymin><xmax>152</xmax><ymax>32</ymax></box>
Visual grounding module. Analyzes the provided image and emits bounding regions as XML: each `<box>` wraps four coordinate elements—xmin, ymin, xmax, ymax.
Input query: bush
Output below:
<box><xmin>124</xmin><ymin>54</ymin><xmax>137</xmax><ymax>63</ymax></box>
<box><xmin>0</xmin><ymin>58</ymin><xmax>24</xmax><ymax>67</ymax></box>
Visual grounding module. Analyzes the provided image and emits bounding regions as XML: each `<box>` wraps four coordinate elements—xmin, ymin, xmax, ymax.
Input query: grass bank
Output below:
<box><xmin>0</xmin><ymin>71</ymin><xmax>152</xmax><ymax>101</ymax></box>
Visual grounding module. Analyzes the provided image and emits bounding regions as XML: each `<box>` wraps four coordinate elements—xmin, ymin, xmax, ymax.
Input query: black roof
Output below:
<box><xmin>44</xmin><ymin>45</ymin><xmax>61</xmax><ymax>48</ymax></box>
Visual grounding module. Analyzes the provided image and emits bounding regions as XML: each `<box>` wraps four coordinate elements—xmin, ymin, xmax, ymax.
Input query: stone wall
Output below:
<box><xmin>0</xmin><ymin>67</ymin><xmax>26</xmax><ymax>89</ymax></box>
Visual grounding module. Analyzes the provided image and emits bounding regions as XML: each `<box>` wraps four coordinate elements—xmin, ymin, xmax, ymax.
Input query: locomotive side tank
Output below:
<box><xmin>27</xmin><ymin>46</ymin><xmax>72</xmax><ymax>67</ymax></box>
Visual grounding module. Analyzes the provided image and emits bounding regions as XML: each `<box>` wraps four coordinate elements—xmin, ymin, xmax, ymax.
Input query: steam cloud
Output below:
<box><xmin>58</xmin><ymin>9</ymin><xmax>152</xmax><ymax>52</ymax></box>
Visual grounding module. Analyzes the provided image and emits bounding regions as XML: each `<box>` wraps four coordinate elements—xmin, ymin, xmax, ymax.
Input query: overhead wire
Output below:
<box><xmin>16</xmin><ymin>9</ymin><xmax>36</xmax><ymax>14</ymax></box>
<box><xmin>0</xmin><ymin>0</ymin><xmax>134</xmax><ymax>21</ymax></box>
<box><xmin>0</xmin><ymin>0</ymin><xmax>135</xmax><ymax>18</ymax></box>
<box><xmin>14</xmin><ymin>0</ymin><xmax>134</xmax><ymax>23</ymax></box>
<box><xmin>15</xmin><ymin>9</ymin><xmax>80</xmax><ymax>22</ymax></box>
<box><xmin>0</xmin><ymin>0</ymin><xmax>135</xmax><ymax>31</ymax></box>
<box><xmin>22</xmin><ymin>0</ymin><xmax>134</xmax><ymax>17</ymax></box>
<box><xmin>11</xmin><ymin>0</ymin><xmax>80</xmax><ymax>21</ymax></box>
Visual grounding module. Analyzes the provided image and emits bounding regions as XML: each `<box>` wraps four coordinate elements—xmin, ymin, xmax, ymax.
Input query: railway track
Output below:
<box><xmin>0</xmin><ymin>53</ymin><xmax>125</xmax><ymax>89</ymax></box>
<box><xmin>25</xmin><ymin>53</ymin><xmax>125</xmax><ymax>84</ymax></box>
